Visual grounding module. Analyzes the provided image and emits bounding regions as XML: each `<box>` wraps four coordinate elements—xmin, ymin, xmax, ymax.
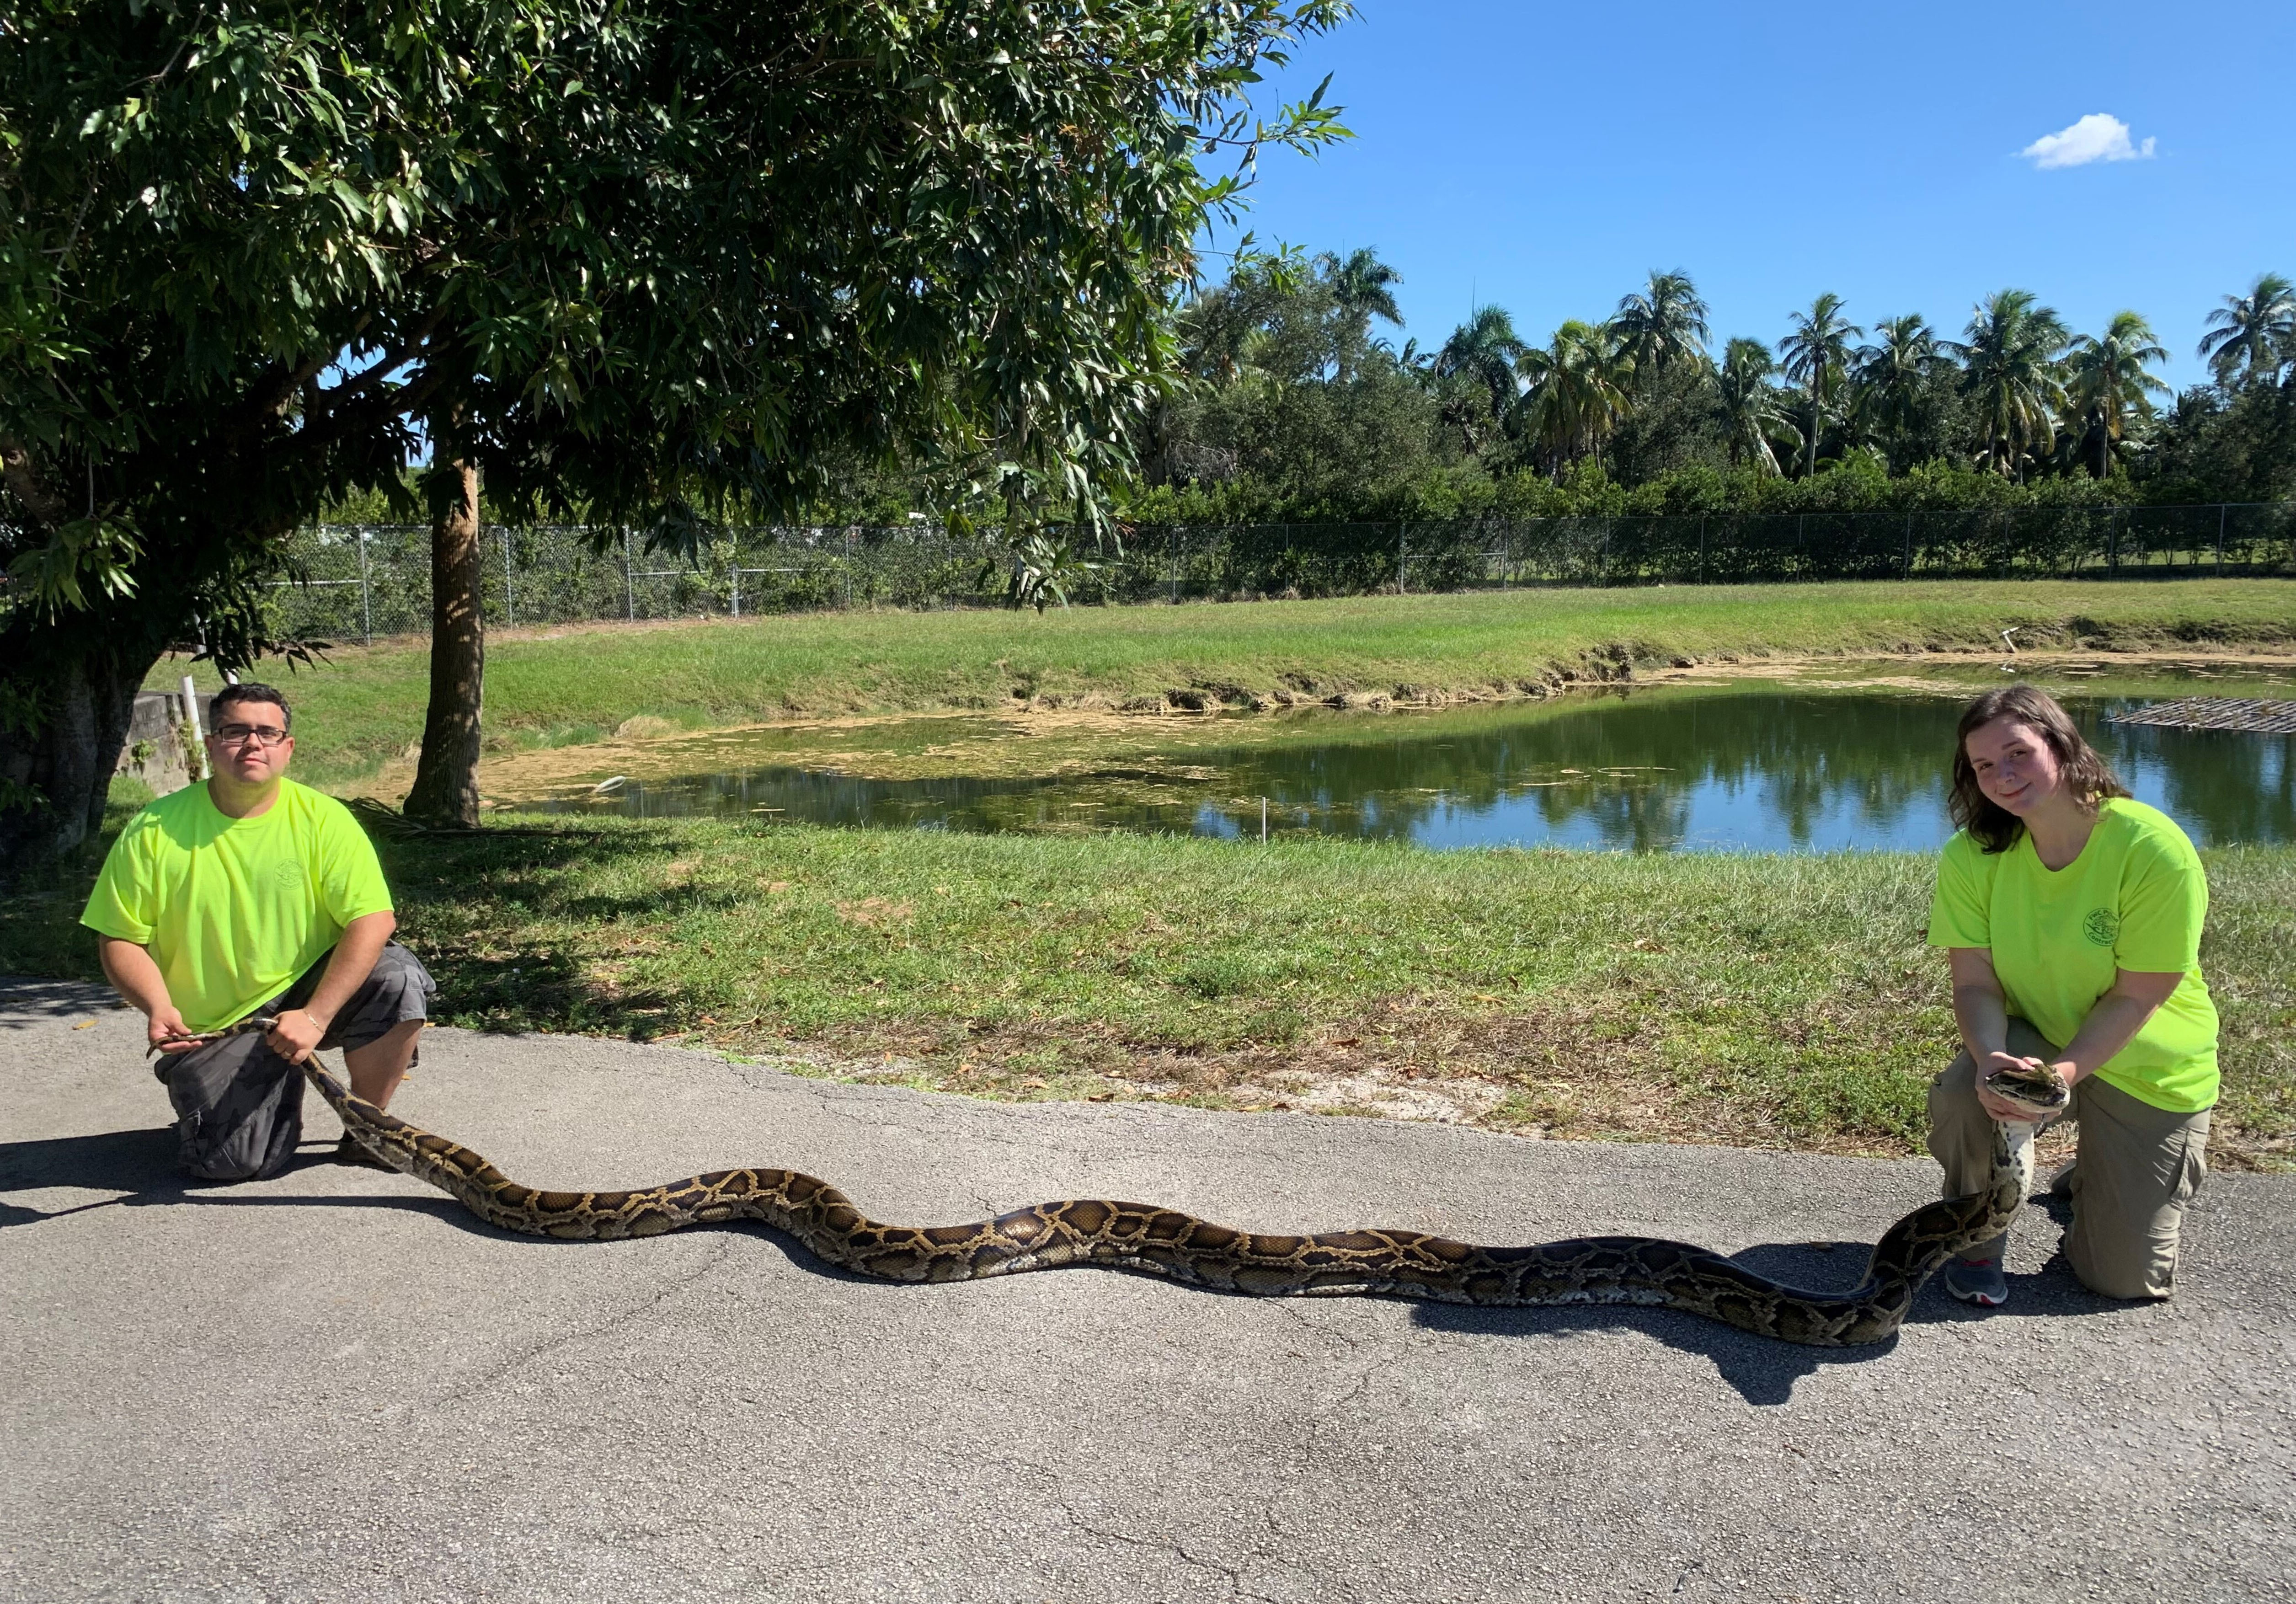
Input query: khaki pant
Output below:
<box><xmin>1927</xmin><ymin>1019</ymin><xmax>2210</xmax><ymax>1300</ymax></box>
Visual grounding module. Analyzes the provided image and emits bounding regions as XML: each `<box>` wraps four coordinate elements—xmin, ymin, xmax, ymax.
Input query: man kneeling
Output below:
<box><xmin>81</xmin><ymin>682</ymin><xmax>435</xmax><ymax>1180</ymax></box>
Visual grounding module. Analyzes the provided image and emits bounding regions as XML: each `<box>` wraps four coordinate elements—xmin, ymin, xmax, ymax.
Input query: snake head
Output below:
<box><xmin>1983</xmin><ymin>1061</ymin><xmax>2071</xmax><ymax>1123</ymax></box>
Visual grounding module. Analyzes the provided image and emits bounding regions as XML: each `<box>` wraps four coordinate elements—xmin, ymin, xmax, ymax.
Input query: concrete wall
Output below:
<box><xmin>115</xmin><ymin>688</ymin><xmax>217</xmax><ymax>798</ymax></box>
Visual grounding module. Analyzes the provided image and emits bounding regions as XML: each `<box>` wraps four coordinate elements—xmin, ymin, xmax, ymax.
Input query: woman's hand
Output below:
<box><xmin>1976</xmin><ymin>1051</ymin><xmax>2061</xmax><ymax>1123</ymax></box>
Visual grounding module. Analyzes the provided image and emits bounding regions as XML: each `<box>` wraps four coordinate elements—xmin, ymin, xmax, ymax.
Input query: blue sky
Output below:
<box><xmin>1217</xmin><ymin>0</ymin><xmax>2293</xmax><ymax>389</ymax></box>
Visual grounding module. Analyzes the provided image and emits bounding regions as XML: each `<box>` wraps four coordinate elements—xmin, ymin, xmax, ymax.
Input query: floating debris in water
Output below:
<box><xmin>2107</xmin><ymin>698</ymin><xmax>2296</xmax><ymax>734</ymax></box>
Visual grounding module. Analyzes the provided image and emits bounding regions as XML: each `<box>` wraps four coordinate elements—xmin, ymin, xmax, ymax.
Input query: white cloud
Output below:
<box><xmin>2020</xmin><ymin>113</ymin><xmax>2157</xmax><ymax>169</ymax></box>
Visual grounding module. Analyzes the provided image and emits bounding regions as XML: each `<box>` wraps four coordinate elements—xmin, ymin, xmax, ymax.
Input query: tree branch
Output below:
<box><xmin>234</xmin><ymin>313</ymin><xmax>377</xmax><ymax>433</ymax></box>
<box><xmin>294</xmin><ymin>360</ymin><xmax>453</xmax><ymax>459</ymax></box>
<box><xmin>300</xmin><ymin>310</ymin><xmax>448</xmax><ymax>430</ymax></box>
<box><xmin>0</xmin><ymin>433</ymin><xmax>70</xmax><ymax>532</ymax></box>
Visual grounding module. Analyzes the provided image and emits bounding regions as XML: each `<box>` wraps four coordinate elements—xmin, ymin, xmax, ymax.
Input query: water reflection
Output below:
<box><xmin>523</xmin><ymin>688</ymin><xmax>2294</xmax><ymax>852</ymax></box>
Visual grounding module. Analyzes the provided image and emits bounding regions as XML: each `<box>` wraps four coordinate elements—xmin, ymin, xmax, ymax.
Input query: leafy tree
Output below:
<box><xmin>1954</xmin><ymin>289</ymin><xmax>2071</xmax><ymax>477</ymax></box>
<box><xmin>1321</xmin><ymin>246</ymin><xmax>1405</xmax><ymax>381</ymax></box>
<box><xmin>1714</xmin><ymin>338</ymin><xmax>1798</xmax><ymax>476</ymax></box>
<box><xmin>2062</xmin><ymin>311</ymin><xmax>2169</xmax><ymax>478</ymax></box>
<box><xmin>1852</xmin><ymin>315</ymin><xmax>1944</xmax><ymax>471</ymax></box>
<box><xmin>2196</xmin><ymin>272</ymin><xmax>2296</xmax><ymax>389</ymax></box>
<box><xmin>1517</xmin><ymin>320</ymin><xmax>1633</xmax><ymax>476</ymax></box>
<box><xmin>0</xmin><ymin>0</ymin><xmax>1349</xmax><ymax>864</ymax></box>
<box><xmin>1778</xmin><ymin>294</ymin><xmax>1861</xmax><ymax>476</ymax></box>
<box><xmin>2141</xmin><ymin>379</ymin><xmax>2296</xmax><ymax>505</ymax></box>
<box><xmin>1434</xmin><ymin>305</ymin><xmax>1527</xmax><ymax>442</ymax></box>
<box><xmin>1145</xmin><ymin>247</ymin><xmax>1453</xmax><ymax>506</ymax></box>
<box><xmin>1610</xmin><ymin>270</ymin><xmax>1711</xmax><ymax>382</ymax></box>
<box><xmin>1603</xmin><ymin>358</ymin><xmax>1729</xmax><ymax>484</ymax></box>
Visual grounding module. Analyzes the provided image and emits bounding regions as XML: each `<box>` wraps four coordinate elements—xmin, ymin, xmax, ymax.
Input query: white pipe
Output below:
<box><xmin>181</xmin><ymin>675</ymin><xmax>203</xmax><ymax>743</ymax></box>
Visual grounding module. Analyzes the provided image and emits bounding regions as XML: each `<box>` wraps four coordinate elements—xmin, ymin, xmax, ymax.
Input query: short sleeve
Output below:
<box><xmin>313</xmin><ymin>800</ymin><xmax>395</xmax><ymax>925</ymax></box>
<box><xmin>80</xmin><ymin>817</ymin><xmax>158</xmax><ymax>944</ymax></box>
<box><xmin>1927</xmin><ymin>831</ymin><xmax>1994</xmax><ymax>949</ymax></box>
<box><xmin>2113</xmin><ymin>833</ymin><xmax>2206</xmax><ymax>974</ymax></box>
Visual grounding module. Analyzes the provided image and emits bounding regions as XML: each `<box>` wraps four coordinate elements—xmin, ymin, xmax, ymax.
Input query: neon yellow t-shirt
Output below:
<box><xmin>1927</xmin><ymin>797</ymin><xmax>2218</xmax><ymax>1112</ymax></box>
<box><xmin>80</xmin><ymin>778</ymin><xmax>395</xmax><ymax>1032</ymax></box>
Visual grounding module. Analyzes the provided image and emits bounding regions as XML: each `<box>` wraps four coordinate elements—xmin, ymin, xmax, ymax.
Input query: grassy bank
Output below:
<box><xmin>13</xmin><ymin>816</ymin><xmax>2291</xmax><ymax>1166</ymax></box>
<box><xmin>155</xmin><ymin>579</ymin><xmax>2296</xmax><ymax>784</ymax></box>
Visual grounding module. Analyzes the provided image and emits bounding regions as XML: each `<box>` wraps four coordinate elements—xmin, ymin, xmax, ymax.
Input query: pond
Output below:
<box><xmin>512</xmin><ymin>662</ymin><xmax>2296</xmax><ymax>853</ymax></box>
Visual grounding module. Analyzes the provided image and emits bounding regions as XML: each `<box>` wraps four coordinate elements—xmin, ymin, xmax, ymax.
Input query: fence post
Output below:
<box><xmin>1902</xmin><ymin>513</ymin><xmax>1913</xmax><ymax>579</ymax></box>
<box><xmin>2110</xmin><ymin>507</ymin><xmax>2120</xmax><ymax>574</ymax></box>
<box><xmin>1397</xmin><ymin>524</ymin><xmax>1407</xmax><ymax>595</ymax></box>
<box><xmin>731</xmin><ymin>557</ymin><xmax>741</xmax><ymax>618</ymax></box>
<box><xmin>502</xmin><ymin>530</ymin><xmax>514</xmax><ymax>627</ymax></box>
<box><xmin>1168</xmin><ymin>526</ymin><xmax>1178</xmax><ymax>604</ymax></box>
<box><xmin>623</xmin><ymin>527</ymin><xmax>635</xmax><ymax>620</ymax></box>
<box><xmin>2217</xmin><ymin>504</ymin><xmax>2227</xmax><ymax>575</ymax></box>
<box><xmin>357</xmin><ymin>528</ymin><xmax>372</xmax><ymax>646</ymax></box>
<box><xmin>1600</xmin><ymin>524</ymin><xmax>1610</xmax><ymax>587</ymax></box>
<box><xmin>1697</xmin><ymin>515</ymin><xmax>1707</xmax><ymax>585</ymax></box>
<box><xmin>845</xmin><ymin>527</ymin><xmax>856</xmax><ymax>609</ymax></box>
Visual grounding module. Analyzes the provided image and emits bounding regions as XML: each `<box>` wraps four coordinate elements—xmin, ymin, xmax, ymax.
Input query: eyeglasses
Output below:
<box><xmin>213</xmin><ymin>723</ymin><xmax>290</xmax><ymax>749</ymax></box>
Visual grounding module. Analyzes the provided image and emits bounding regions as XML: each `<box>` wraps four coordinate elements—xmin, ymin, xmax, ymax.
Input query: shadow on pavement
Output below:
<box><xmin>0</xmin><ymin>1125</ymin><xmax>477</xmax><ymax>1232</ymax></box>
<box><xmin>0</xmin><ymin>975</ymin><xmax>122</xmax><ymax>1027</ymax></box>
<box><xmin>1410</xmin><ymin>1233</ymin><xmax>2120</xmax><ymax>1405</ymax></box>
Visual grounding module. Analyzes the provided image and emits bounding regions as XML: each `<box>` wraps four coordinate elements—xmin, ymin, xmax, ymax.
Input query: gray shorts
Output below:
<box><xmin>156</xmin><ymin>942</ymin><xmax>436</xmax><ymax>1182</ymax></box>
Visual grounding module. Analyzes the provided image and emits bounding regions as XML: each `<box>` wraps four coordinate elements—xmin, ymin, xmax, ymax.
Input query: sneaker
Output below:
<box><xmin>1944</xmin><ymin>1255</ymin><xmax>2009</xmax><ymax>1307</ymax></box>
<box><xmin>333</xmin><ymin>1133</ymin><xmax>394</xmax><ymax>1172</ymax></box>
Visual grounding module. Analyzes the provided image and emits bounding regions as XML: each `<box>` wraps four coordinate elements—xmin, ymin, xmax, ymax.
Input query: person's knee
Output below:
<box><xmin>1928</xmin><ymin>1053</ymin><xmax>1985</xmax><ymax>1130</ymax></box>
<box><xmin>364</xmin><ymin>945</ymin><xmax>434</xmax><ymax>1013</ymax></box>
<box><xmin>2072</xmin><ymin>1257</ymin><xmax>2174</xmax><ymax>1302</ymax></box>
<box><xmin>2067</xmin><ymin>1229</ymin><xmax>2179</xmax><ymax>1301</ymax></box>
<box><xmin>179</xmin><ymin>1155</ymin><xmax>262</xmax><ymax>1183</ymax></box>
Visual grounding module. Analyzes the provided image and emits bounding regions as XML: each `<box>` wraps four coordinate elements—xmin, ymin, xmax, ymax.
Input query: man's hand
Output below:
<box><xmin>148</xmin><ymin>1006</ymin><xmax>198</xmax><ymax>1055</ymax></box>
<box><xmin>265</xmin><ymin>1008</ymin><xmax>327</xmax><ymax>1066</ymax></box>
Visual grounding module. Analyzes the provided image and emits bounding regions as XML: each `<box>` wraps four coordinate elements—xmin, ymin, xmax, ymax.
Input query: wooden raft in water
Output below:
<box><xmin>2106</xmin><ymin>697</ymin><xmax>2296</xmax><ymax>734</ymax></box>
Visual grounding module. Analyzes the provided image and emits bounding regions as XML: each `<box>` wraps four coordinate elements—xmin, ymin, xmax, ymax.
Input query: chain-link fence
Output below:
<box><xmin>272</xmin><ymin>503</ymin><xmax>2295</xmax><ymax>642</ymax></box>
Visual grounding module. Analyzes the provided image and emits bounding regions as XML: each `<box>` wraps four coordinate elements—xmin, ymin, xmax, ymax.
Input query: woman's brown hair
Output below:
<box><xmin>1950</xmin><ymin>684</ymin><xmax>2130</xmax><ymax>853</ymax></box>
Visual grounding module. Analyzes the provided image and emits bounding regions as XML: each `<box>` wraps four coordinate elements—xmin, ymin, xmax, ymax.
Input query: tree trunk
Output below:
<box><xmin>0</xmin><ymin>620</ymin><xmax>155</xmax><ymax>885</ymax></box>
<box><xmin>402</xmin><ymin>458</ymin><xmax>485</xmax><ymax>826</ymax></box>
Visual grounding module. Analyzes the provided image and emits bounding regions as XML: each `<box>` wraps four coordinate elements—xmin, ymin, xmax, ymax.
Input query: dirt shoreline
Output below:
<box><xmin>367</xmin><ymin>645</ymin><xmax>2296</xmax><ymax>804</ymax></box>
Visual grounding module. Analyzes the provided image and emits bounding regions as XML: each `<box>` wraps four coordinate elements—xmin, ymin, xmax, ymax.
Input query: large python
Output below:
<box><xmin>282</xmin><ymin>1048</ymin><xmax>2068</xmax><ymax>1349</ymax></box>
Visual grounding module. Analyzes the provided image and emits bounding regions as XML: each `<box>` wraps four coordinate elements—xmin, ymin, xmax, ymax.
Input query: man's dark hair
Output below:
<box><xmin>209</xmin><ymin>681</ymin><xmax>292</xmax><ymax>734</ymax></box>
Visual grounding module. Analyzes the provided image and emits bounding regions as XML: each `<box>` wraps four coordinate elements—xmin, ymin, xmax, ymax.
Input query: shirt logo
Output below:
<box><xmin>273</xmin><ymin>860</ymin><xmax>309</xmax><ymax>895</ymax></box>
<box><xmin>2083</xmin><ymin>907</ymin><xmax>2120</xmax><ymax>946</ymax></box>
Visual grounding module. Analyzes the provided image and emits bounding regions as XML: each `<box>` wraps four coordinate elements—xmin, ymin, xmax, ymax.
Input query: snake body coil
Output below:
<box><xmin>302</xmin><ymin>1059</ymin><xmax>2065</xmax><ymax>1348</ymax></box>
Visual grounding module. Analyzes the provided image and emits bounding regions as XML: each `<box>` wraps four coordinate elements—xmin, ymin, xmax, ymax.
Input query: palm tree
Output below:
<box><xmin>1851</xmin><ymin>314</ymin><xmax>1939</xmax><ymax>466</ymax></box>
<box><xmin>1777</xmin><ymin>293</ymin><xmax>1861</xmax><ymax>475</ymax></box>
<box><xmin>1953</xmin><ymin>289</ymin><xmax>2070</xmax><ymax>477</ymax></box>
<box><xmin>1435</xmin><ymin>305</ymin><xmax>1528</xmax><ymax>430</ymax></box>
<box><xmin>2063</xmin><ymin>310</ymin><xmax>2170</xmax><ymax>477</ymax></box>
<box><xmin>1322</xmin><ymin>248</ymin><xmax>1405</xmax><ymax>381</ymax></box>
<box><xmin>2196</xmin><ymin>272</ymin><xmax>2296</xmax><ymax>389</ymax></box>
<box><xmin>1714</xmin><ymin>337</ymin><xmax>1797</xmax><ymax>476</ymax></box>
<box><xmin>1610</xmin><ymin>270</ymin><xmax>1711</xmax><ymax>380</ymax></box>
<box><xmin>1517</xmin><ymin>320</ymin><xmax>1633</xmax><ymax>476</ymax></box>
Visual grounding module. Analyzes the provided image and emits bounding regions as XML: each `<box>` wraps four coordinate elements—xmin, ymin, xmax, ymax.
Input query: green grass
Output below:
<box><xmin>13</xmin><ymin>807</ymin><xmax>2290</xmax><ymax>1166</ymax></box>
<box><xmin>154</xmin><ymin>578</ymin><xmax>2296</xmax><ymax>784</ymax></box>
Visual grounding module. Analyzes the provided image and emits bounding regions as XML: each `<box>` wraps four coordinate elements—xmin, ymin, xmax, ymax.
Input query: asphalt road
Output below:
<box><xmin>5</xmin><ymin>976</ymin><xmax>2291</xmax><ymax>1604</ymax></box>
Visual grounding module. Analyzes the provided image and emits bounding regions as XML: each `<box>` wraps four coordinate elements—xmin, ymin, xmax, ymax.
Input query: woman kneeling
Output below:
<box><xmin>1927</xmin><ymin>685</ymin><xmax>2216</xmax><ymax>1309</ymax></box>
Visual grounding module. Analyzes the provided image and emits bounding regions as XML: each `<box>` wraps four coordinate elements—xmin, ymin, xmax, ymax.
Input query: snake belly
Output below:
<box><xmin>302</xmin><ymin>1061</ymin><xmax>2046</xmax><ymax>1348</ymax></box>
